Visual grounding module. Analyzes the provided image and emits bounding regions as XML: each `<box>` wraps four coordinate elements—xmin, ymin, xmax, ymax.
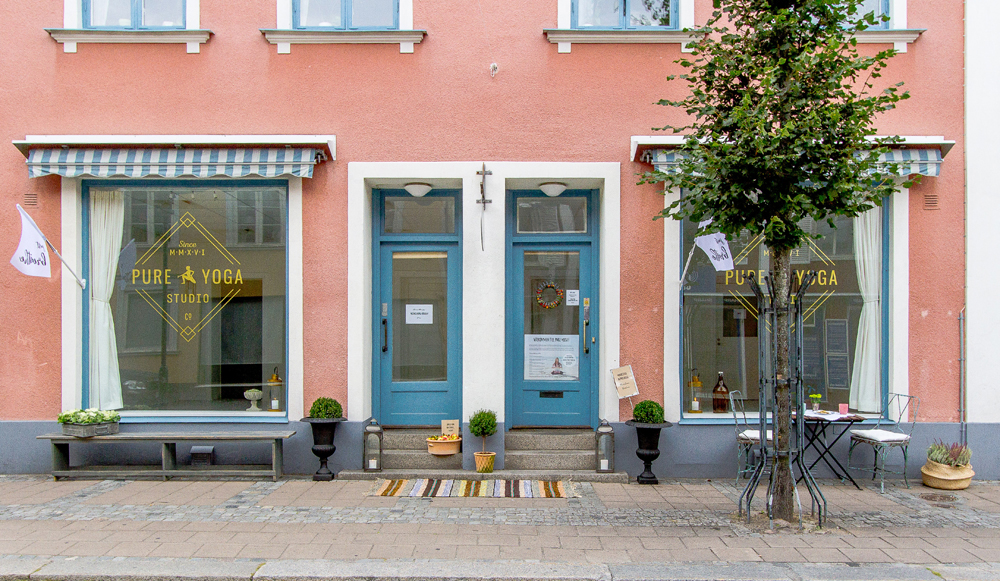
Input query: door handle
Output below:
<box><xmin>381</xmin><ymin>318</ymin><xmax>388</xmax><ymax>353</ymax></box>
<box><xmin>583</xmin><ymin>318</ymin><xmax>590</xmax><ymax>354</ymax></box>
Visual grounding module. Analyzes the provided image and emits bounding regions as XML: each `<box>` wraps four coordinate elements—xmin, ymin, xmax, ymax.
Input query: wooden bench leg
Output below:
<box><xmin>52</xmin><ymin>442</ymin><xmax>70</xmax><ymax>479</ymax></box>
<box><xmin>273</xmin><ymin>439</ymin><xmax>283</xmax><ymax>481</ymax></box>
<box><xmin>162</xmin><ymin>442</ymin><xmax>177</xmax><ymax>480</ymax></box>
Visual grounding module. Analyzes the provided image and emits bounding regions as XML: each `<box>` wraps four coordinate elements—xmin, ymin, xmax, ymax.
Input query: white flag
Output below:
<box><xmin>694</xmin><ymin>219</ymin><xmax>734</xmax><ymax>271</ymax></box>
<box><xmin>10</xmin><ymin>204</ymin><xmax>51</xmax><ymax>278</ymax></box>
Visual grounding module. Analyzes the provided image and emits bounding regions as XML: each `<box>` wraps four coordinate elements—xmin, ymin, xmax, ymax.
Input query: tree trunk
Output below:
<box><xmin>771</xmin><ymin>247</ymin><xmax>795</xmax><ymax>521</ymax></box>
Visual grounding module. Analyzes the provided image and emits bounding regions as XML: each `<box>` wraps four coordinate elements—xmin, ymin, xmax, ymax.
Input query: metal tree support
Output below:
<box><xmin>738</xmin><ymin>270</ymin><xmax>827</xmax><ymax>528</ymax></box>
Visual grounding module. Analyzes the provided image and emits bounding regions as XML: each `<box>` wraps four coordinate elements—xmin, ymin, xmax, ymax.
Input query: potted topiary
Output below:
<box><xmin>302</xmin><ymin>397</ymin><xmax>345</xmax><ymax>481</ymax></box>
<box><xmin>625</xmin><ymin>400</ymin><xmax>672</xmax><ymax>484</ymax></box>
<box><xmin>469</xmin><ymin>409</ymin><xmax>498</xmax><ymax>473</ymax></box>
<box><xmin>921</xmin><ymin>440</ymin><xmax>974</xmax><ymax>490</ymax></box>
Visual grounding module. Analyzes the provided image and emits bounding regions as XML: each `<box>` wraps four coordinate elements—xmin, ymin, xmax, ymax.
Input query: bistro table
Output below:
<box><xmin>794</xmin><ymin>410</ymin><xmax>865</xmax><ymax>489</ymax></box>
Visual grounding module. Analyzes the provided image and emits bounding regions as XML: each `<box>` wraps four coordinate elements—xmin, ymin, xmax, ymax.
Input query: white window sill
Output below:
<box><xmin>852</xmin><ymin>29</ymin><xmax>924</xmax><ymax>53</ymax></box>
<box><xmin>544</xmin><ymin>29</ymin><xmax>702</xmax><ymax>54</ymax></box>
<box><xmin>260</xmin><ymin>29</ymin><xmax>426</xmax><ymax>54</ymax></box>
<box><xmin>46</xmin><ymin>28</ymin><xmax>212</xmax><ymax>54</ymax></box>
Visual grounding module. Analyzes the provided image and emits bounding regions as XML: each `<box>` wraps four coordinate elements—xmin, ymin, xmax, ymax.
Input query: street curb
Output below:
<box><xmin>2</xmin><ymin>557</ymin><xmax>1000</xmax><ymax>581</ymax></box>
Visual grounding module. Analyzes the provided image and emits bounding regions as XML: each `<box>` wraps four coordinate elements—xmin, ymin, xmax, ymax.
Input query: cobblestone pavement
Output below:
<box><xmin>1</xmin><ymin>474</ymin><xmax>999</xmax><ymax>567</ymax></box>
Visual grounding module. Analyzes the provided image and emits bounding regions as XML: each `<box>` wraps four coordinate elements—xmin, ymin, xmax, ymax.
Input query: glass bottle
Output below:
<box><xmin>712</xmin><ymin>371</ymin><xmax>729</xmax><ymax>414</ymax></box>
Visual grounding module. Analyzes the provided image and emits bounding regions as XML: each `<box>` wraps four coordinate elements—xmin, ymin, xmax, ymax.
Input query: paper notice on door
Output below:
<box><xmin>405</xmin><ymin>304</ymin><xmax>433</xmax><ymax>324</ymax></box>
<box><xmin>524</xmin><ymin>335</ymin><xmax>579</xmax><ymax>381</ymax></box>
<box><xmin>565</xmin><ymin>290</ymin><xmax>580</xmax><ymax>306</ymax></box>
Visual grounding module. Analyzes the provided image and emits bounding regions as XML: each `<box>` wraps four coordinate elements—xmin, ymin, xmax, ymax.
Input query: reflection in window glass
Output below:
<box><xmin>143</xmin><ymin>0</ymin><xmax>184</xmax><ymax>27</ymax></box>
<box><xmin>681</xmin><ymin>214</ymin><xmax>883</xmax><ymax>415</ymax></box>
<box><xmin>87</xmin><ymin>0</ymin><xmax>184</xmax><ymax>28</ymax></box>
<box><xmin>517</xmin><ymin>198</ymin><xmax>587</xmax><ymax>234</ymax></box>
<box><xmin>299</xmin><ymin>0</ymin><xmax>342</xmax><ymax>27</ymax></box>
<box><xmin>392</xmin><ymin>253</ymin><xmax>448</xmax><ymax>381</ymax></box>
<box><xmin>89</xmin><ymin>0</ymin><xmax>132</xmax><ymax>27</ymax></box>
<box><xmin>629</xmin><ymin>0</ymin><xmax>670</xmax><ymax>27</ymax></box>
<box><xmin>353</xmin><ymin>0</ymin><xmax>395</xmax><ymax>28</ymax></box>
<box><xmin>577</xmin><ymin>0</ymin><xmax>620</xmax><ymax>27</ymax></box>
<box><xmin>384</xmin><ymin>197</ymin><xmax>455</xmax><ymax>234</ymax></box>
<box><xmin>104</xmin><ymin>184</ymin><xmax>287</xmax><ymax>413</ymax></box>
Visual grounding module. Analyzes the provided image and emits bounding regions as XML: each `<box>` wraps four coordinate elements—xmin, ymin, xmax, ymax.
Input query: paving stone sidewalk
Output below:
<box><xmin>1</xmin><ymin>474</ymin><xmax>999</xmax><ymax>578</ymax></box>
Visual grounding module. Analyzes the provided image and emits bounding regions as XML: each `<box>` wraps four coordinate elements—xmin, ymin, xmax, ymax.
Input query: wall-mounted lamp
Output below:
<box><xmin>539</xmin><ymin>182</ymin><xmax>567</xmax><ymax>197</ymax></box>
<box><xmin>404</xmin><ymin>183</ymin><xmax>433</xmax><ymax>197</ymax></box>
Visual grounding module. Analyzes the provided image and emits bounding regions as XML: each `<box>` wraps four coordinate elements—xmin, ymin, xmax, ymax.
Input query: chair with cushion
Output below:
<box><xmin>848</xmin><ymin>393</ymin><xmax>919</xmax><ymax>493</ymax></box>
<box><xmin>730</xmin><ymin>390</ymin><xmax>772</xmax><ymax>485</ymax></box>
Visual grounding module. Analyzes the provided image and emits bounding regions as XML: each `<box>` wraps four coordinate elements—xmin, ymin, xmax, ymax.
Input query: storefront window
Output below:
<box><xmin>89</xmin><ymin>182</ymin><xmax>287</xmax><ymax>414</ymax></box>
<box><xmin>681</xmin><ymin>211</ymin><xmax>885</xmax><ymax>416</ymax></box>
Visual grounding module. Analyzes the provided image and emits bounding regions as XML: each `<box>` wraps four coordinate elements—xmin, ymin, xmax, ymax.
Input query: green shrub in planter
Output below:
<box><xmin>632</xmin><ymin>400</ymin><xmax>664</xmax><ymax>424</ymax></box>
<box><xmin>308</xmin><ymin>397</ymin><xmax>343</xmax><ymax>419</ymax></box>
<box><xmin>469</xmin><ymin>409</ymin><xmax>497</xmax><ymax>452</ymax></box>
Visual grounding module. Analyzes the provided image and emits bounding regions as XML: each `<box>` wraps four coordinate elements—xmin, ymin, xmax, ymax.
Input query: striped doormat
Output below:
<box><xmin>371</xmin><ymin>479</ymin><xmax>574</xmax><ymax>498</ymax></box>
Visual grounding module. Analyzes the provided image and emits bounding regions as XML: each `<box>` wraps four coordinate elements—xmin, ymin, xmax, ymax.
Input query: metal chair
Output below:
<box><xmin>730</xmin><ymin>390</ymin><xmax>771</xmax><ymax>485</ymax></box>
<box><xmin>847</xmin><ymin>393</ymin><xmax>919</xmax><ymax>493</ymax></box>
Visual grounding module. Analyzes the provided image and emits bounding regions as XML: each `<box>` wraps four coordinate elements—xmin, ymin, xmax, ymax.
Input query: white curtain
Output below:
<box><xmin>91</xmin><ymin>0</ymin><xmax>110</xmax><ymax>26</ymax></box>
<box><xmin>849</xmin><ymin>206</ymin><xmax>882</xmax><ymax>413</ymax></box>
<box><xmin>90</xmin><ymin>190</ymin><xmax>126</xmax><ymax>410</ymax></box>
<box><xmin>300</xmin><ymin>0</ymin><xmax>311</xmax><ymax>25</ymax></box>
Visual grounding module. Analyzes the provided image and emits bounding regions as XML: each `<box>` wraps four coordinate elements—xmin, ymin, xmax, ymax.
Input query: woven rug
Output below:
<box><xmin>370</xmin><ymin>479</ymin><xmax>575</xmax><ymax>498</ymax></box>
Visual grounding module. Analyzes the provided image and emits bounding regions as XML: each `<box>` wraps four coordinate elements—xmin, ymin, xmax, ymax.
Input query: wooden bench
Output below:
<box><xmin>37</xmin><ymin>430</ymin><xmax>296</xmax><ymax>481</ymax></box>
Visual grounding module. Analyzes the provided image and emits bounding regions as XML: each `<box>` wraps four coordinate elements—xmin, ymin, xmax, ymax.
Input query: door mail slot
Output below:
<box><xmin>539</xmin><ymin>391</ymin><xmax>564</xmax><ymax>398</ymax></box>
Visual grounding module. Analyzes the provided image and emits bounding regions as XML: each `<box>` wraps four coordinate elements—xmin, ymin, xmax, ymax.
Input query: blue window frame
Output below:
<box><xmin>293</xmin><ymin>0</ymin><xmax>398</xmax><ymax>30</ymax></box>
<box><xmin>83</xmin><ymin>0</ymin><xmax>185</xmax><ymax>30</ymax></box>
<box><xmin>573</xmin><ymin>0</ymin><xmax>677</xmax><ymax>30</ymax></box>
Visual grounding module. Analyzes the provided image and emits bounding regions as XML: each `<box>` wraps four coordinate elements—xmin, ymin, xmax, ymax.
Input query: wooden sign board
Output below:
<box><xmin>611</xmin><ymin>365</ymin><xmax>640</xmax><ymax>399</ymax></box>
<box><xmin>441</xmin><ymin>420</ymin><xmax>460</xmax><ymax>435</ymax></box>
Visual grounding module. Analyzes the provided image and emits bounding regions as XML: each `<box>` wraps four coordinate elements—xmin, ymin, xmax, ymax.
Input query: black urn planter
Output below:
<box><xmin>625</xmin><ymin>420</ymin><xmax>673</xmax><ymax>485</ymax></box>
<box><xmin>302</xmin><ymin>417</ymin><xmax>346</xmax><ymax>481</ymax></box>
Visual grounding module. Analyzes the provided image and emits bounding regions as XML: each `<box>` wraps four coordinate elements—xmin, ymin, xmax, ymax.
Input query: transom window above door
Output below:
<box><xmin>294</xmin><ymin>0</ymin><xmax>397</xmax><ymax>29</ymax></box>
<box><xmin>84</xmin><ymin>0</ymin><xmax>185</xmax><ymax>29</ymax></box>
<box><xmin>574</xmin><ymin>0</ymin><xmax>677</xmax><ymax>29</ymax></box>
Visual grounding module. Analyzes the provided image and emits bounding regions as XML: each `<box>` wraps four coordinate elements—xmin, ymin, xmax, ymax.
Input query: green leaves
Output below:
<box><xmin>645</xmin><ymin>0</ymin><xmax>906</xmax><ymax>251</ymax></box>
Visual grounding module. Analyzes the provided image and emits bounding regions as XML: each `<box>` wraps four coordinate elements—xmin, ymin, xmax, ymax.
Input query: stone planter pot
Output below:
<box><xmin>427</xmin><ymin>437</ymin><xmax>462</xmax><ymax>456</ymax></box>
<box><xmin>302</xmin><ymin>417</ymin><xmax>346</xmax><ymax>481</ymax></box>
<box><xmin>474</xmin><ymin>451</ymin><xmax>496</xmax><ymax>473</ymax></box>
<box><xmin>625</xmin><ymin>420</ymin><xmax>673</xmax><ymax>485</ymax></box>
<box><xmin>921</xmin><ymin>459</ymin><xmax>974</xmax><ymax>490</ymax></box>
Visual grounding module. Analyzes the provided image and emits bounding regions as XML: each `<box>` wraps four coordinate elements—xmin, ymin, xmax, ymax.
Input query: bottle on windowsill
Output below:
<box><xmin>712</xmin><ymin>371</ymin><xmax>729</xmax><ymax>414</ymax></box>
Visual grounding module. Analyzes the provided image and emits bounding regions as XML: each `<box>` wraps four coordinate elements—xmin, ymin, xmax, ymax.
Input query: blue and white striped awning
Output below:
<box><xmin>26</xmin><ymin>148</ymin><xmax>324</xmax><ymax>179</ymax></box>
<box><xmin>642</xmin><ymin>147</ymin><xmax>942</xmax><ymax>177</ymax></box>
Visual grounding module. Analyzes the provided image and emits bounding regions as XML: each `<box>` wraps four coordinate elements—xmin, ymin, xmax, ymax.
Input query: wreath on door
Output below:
<box><xmin>535</xmin><ymin>281</ymin><xmax>564</xmax><ymax>309</ymax></box>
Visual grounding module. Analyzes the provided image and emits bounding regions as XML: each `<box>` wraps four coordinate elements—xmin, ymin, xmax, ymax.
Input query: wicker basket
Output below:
<box><xmin>61</xmin><ymin>422</ymin><xmax>119</xmax><ymax>438</ymax></box>
<box><xmin>921</xmin><ymin>459</ymin><xmax>974</xmax><ymax>490</ymax></box>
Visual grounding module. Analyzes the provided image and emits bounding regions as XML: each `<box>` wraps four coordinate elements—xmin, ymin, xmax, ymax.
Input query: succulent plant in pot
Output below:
<box><xmin>302</xmin><ymin>397</ymin><xmax>345</xmax><ymax>481</ymax></box>
<box><xmin>469</xmin><ymin>409</ymin><xmax>498</xmax><ymax>473</ymax></box>
<box><xmin>625</xmin><ymin>400</ymin><xmax>672</xmax><ymax>484</ymax></box>
<box><xmin>921</xmin><ymin>440</ymin><xmax>974</xmax><ymax>490</ymax></box>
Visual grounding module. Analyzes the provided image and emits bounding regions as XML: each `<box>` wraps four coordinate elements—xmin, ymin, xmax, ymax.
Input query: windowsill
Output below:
<box><xmin>853</xmin><ymin>28</ymin><xmax>924</xmax><ymax>53</ymax></box>
<box><xmin>260</xmin><ymin>29</ymin><xmax>426</xmax><ymax>54</ymax></box>
<box><xmin>543</xmin><ymin>28</ymin><xmax>702</xmax><ymax>54</ymax></box>
<box><xmin>120</xmin><ymin>411</ymin><xmax>289</xmax><ymax>423</ymax></box>
<box><xmin>46</xmin><ymin>28</ymin><xmax>213</xmax><ymax>54</ymax></box>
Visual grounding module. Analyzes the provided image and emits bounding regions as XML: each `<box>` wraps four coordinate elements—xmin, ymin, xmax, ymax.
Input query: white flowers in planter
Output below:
<box><xmin>57</xmin><ymin>408</ymin><xmax>121</xmax><ymax>425</ymax></box>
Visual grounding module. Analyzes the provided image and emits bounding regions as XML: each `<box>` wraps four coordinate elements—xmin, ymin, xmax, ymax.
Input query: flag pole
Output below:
<box><xmin>16</xmin><ymin>204</ymin><xmax>86</xmax><ymax>289</ymax></box>
<box><xmin>679</xmin><ymin>245</ymin><xmax>696</xmax><ymax>284</ymax></box>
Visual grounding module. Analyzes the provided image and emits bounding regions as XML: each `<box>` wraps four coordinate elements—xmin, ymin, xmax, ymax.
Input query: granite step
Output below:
<box><xmin>382</xmin><ymin>449</ymin><xmax>463</xmax><ymax>470</ymax></box>
<box><xmin>504</xmin><ymin>450</ymin><xmax>597</xmax><ymax>471</ymax></box>
<box><xmin>336</xmin><ymin>468</ymin><xmax>629</xmax><ymax>483</ymax></box>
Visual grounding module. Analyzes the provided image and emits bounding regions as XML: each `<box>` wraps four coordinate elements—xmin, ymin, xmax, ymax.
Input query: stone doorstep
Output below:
<box><xmin>336</xmin><ymin>468</ymin><xmax>630</xmax><ymax>483</ymax></box>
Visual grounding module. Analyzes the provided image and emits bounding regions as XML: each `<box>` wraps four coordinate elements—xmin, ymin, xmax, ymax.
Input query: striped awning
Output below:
<box><xmin>642</xmin><ymin>147</ymin><xmax>942</xmax><ymax>177</ymax></box>
<box><xmin>26</xmin><ymin>147</ymin><xmax>324</xmax><ymax>179</ymax></box>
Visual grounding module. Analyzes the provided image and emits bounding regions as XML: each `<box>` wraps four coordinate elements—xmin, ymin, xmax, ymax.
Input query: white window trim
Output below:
<box><xmin>52</xmin><ymin>0</ymin><xmax>208</xmax><ymax>54</ymax></box>
<box><xmin>549</xmin><ymin>0</ymin><xmax>694</xmax><ymax>54</ymax></box>
<box><xmin>267</xmin><ymin>0</ymin><xmax>419</xmax><ymax>54</ymax></box>
<box><xmin>347</xmin><ymin>161</ymin><xmax>622</xmax><ymax>423</ymax></box>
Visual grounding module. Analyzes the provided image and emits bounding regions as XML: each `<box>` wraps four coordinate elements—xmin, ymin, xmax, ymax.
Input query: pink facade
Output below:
<box><xmin>0</xmin><ymin>0</ymin><xmax>971</xmax><ymax>477</ymax></box>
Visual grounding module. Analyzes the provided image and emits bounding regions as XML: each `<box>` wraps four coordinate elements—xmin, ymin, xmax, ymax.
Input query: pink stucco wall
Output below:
<box><xmin>0</xmin><ymin>1</ymin><xmax>964</xmax><ymax>423</ymax></box>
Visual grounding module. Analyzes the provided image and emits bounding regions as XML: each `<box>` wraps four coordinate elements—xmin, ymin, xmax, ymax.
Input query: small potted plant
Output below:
<box><xmin>808</xmin><ymin>393</ymin><xmax>822</xmax><ymax>411</ymax></box>
<box><xmin>921</xmin><ymin>440</ymin><xmax>974</xmax><ymax>490</ymax></box>
<box><xmin>625</xmin><ymin>400</ymin><xmax>672</xmax><ymax>484</ymax></box>
<box><xmin>57</xmin><ymin>408</ymin><xmax>121</xmax><ymax>438</ymax></box>
<box><xmin>302</xmin><ymin>397</ymin><xmax>345</xmax><ymax>481</ymax></box>
<box><xmin>469</xmin><ymin>409</ymin><xmax>498</xmax><ymax>473</ymax></box>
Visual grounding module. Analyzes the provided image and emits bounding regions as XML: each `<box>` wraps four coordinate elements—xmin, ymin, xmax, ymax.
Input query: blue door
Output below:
<box><xmin>373</xmin><ymin>191</ymin><xmax>462</xmax><ymax>426</ymax></box>
<box><xmin>507</xmin><ymin>191</ymin><xmax>598</xmax><ymax>428</ymax></box>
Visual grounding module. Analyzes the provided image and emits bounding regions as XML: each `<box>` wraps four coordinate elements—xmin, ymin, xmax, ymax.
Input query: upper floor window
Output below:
<box><xmin>84</xmin><ymin>0</ymin><xmax>185</xmax><ymax>29</ymax></box>
<box><xmin>574</xmin><ymin>0</ymin><xmax>676</xmax><ymax>29</ymax></box>
<box><xmin>294</xmin><ymin>0</ymin><xmax>397</xmax><ymax>29</ymax></box>
<box><xmin>854</xmin><ymin>0</ymin><xmax>889</xmax><ymax>29</ymax></box>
